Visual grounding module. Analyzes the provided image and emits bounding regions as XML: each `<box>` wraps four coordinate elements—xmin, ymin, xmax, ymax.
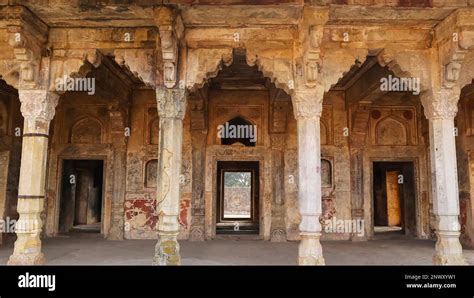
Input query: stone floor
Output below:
<box><xmin>1</xmin><ymin>233</ymin><xmax>473</xmax><ymax>265</ymax></box>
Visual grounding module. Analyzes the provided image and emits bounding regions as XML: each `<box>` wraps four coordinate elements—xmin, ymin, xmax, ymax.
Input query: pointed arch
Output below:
<box><xmin>217</xmin><ymin>116</ymin><xmax>257</xmax><ymax>147</ymax></box>
<box><xmin>70</xmin><ymin>116</ymin><xmax>104</xmax><ymax>144</ymax></box>
<box><xmin>374</xmin><ymin>115</ymin><xmax>408</xmax><ymax>146</ymax></box>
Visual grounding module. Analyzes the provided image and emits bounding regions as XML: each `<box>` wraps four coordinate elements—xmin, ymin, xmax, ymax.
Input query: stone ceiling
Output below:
<box><xmin>0</xmin><ymin>1</ymin><xmax>460</xmax><ymax>28</ymax></box>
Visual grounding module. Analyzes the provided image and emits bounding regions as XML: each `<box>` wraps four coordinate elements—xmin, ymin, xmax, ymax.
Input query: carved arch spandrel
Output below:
<box><xmin>320</xmin><ymin>48</ymin><xmax>369</xmax><ymax>92</ymax></box>
<box><xmin>321</xmin><ymin>47</ymin><xmax>431</xmax><ymax>93</ymax></box>
<box><xmin>0</xmin><ymin>59</ymin><xmax>20</xmax><ymax>89</ymax></box>
<box><xmin>458</xmin><ymin>51</ymin><xmax>474</xmax><ymax>90</ymax></box>
<box><xmin>377</xmin><ymin>48</ymin><xmax>431</xmax><ymax>93</ymax></box>
<box><xmin>49</xmin><ymin>49</ymin><xmax>103</xmax><ymax>93</ymax></box>
<box><xmin>185</xmin><ymin>47</ymin><xmax>294</xmax><ymax>94</ymax></box>
<box><xmin>114</xmin><ymin>49</ymin><xmax>157</xmax><ymax>88</ymax></box>
<box><xmin>186</xmin><ymin>48</ymin><xmax>233</xmax><ymax>91</ymax></box>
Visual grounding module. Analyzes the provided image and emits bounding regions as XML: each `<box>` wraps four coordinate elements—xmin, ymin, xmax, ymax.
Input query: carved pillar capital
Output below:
<box><xmin>292</xmin><ymin>88</ymin><xmax>324</xmax><ymax>120</ymax></box>
<box><xmin>19</xmin><ymin>90</ymin><xmax>59</xmax><ymax>134</ymax></box>
<box><xmin>420</xmin><ymin>87</ymin><xmax>460</xmax><ymax>120</ymax></box>
<box><xmin>156</xmin><ymin>88</ymin><xmax>187</xmax><ymax>120</ymax></box>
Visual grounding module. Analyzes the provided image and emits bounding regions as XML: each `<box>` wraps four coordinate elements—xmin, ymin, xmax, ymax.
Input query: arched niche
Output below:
<box><xmin>149</xmin><ymin>117</ymin><xmax>160</xmax><ymax>145</ymax></box>
<box><xmin>70</xmin><ymin>117</ymin><xmax>103</xmax><ymax>144</ymax></box>
<box><xmin>145</xmin><ymin>159</ymin><xmax>158</xmax><ymax>188</ymax></box>
<box><xmin>321</xmin><ymin>158</ymin><xmax>332</xmax><ymax>188</ymax></box>
<box><xmin>320</xmin><ymin>120</ymin><xmax>328</xmax><ymax>145</ymax></box>
<box><xmin>218</xmin><ymin>116</ymin><xmax>257</xmax><ymax>147</ymax></box>
<box><xmin>375</xmin><ymin>116</ymin><xmax>408</xmax><ymax>146</ymax></box>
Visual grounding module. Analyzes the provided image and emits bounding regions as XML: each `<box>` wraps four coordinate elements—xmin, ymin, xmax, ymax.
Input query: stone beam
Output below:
<box><xmin>185</xmin><ymin>28</ymin><xmax>295</xmax><ymax>49</ymax></box>
<box><xmin>48</xmin><ymin>27</ymin><xmax>157</xmax><ymax>51</ymax></box>
<box><xmin>181</xmin><ymin>5</ymin><xmax>303</xmax><ymax>27</ymax></box>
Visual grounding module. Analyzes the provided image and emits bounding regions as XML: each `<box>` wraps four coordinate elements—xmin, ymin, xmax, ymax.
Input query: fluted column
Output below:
<box><xmin>292</xmin><ymin>89</ymin><xmax>325</xmax><ymax>265</ymax></box>
<box><xmin>8</xmin><ymin>90</ymin><xmax>58</xmax><ymax>265</ymax></box>
<box><xmin>421</xmin><ymin>88</ymin><xmax>467</xmax><ymax>265</ymax></box>
<box><xmin>153</xmin><ymin>88</ymin><xmax>186</xmax><ymax>265</ymax></box>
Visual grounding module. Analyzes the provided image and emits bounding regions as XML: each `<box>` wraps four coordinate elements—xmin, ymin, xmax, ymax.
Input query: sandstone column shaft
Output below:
<box><xmin>293</xmin><ymin>89</ymin><xmax>325</xmax><ymax>265</ymax></box>
<box><xmin>153</xmin><ymin>88</ymin><xmax>186</xmax><ymax>265</ymax></box>
<box><xmin>429</xmin><ymin>117</ymin><xmax>466</xmax><ymax>265</ymax></box>
<box><xmin>8</xmin><ymin>90</ymin><xmax>58</xmax><ymax>265</ymax></box>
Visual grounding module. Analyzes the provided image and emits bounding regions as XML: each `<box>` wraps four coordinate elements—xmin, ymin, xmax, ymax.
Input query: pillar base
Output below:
<box><xmin>189</xmin><ymin>227</ymin><xmax>205</xmax><ymax>242</ymax></box>
<box><xmin>433</xmin><ymin>254</ymin><xmax>468</xmax><ymax>265</ymax></box>
<box><xmin>433</xmin><ymin>232</ymin><xmax>468</xmax><ymax>265</ymax></box>
<box><xmin>298</xmin><ymin>233</ymin><xmax>325</xmax><ymax>265</ymax></box>
<box><xmin>271</xmin><ymin>228</ymin><xmax>287</xmax><ymax>242</ymax></box>
<box><xmin>153</xmin><ymin>235</ymin><xmax>181</xmax><ymax>265</ymax></box>
<box><xmin>351</xmin><ymin>234</ymin><xmax>367</xmax><ymax>242</ymax></box>
<box><xmin>107</xmin><ymin>225</ymin><xmax>124</xmax><ymax>241</ymax></box>
<box><xmin>8</xmin><ymin>253</ymin><xmax>45</xmax><ymax>265</ymax></box>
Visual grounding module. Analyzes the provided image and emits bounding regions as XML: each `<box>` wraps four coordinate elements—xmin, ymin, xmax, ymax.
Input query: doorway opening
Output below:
<box><xmin>216</xmin><ymin>161</ymin><xmax>259</xmax><ymax>234</ymax></box>
<box><xmin>373</xmin><ymin>161</ymin><xmax>416</xmax><ymax>236</ymax></box>
<box><xmin>59</xmin><ymin>159</ymin><xmax>104</xmax><ymax>234</ymax></box>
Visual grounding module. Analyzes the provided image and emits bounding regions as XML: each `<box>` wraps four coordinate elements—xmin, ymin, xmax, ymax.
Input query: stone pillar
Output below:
<box><xmin>293</xmin><ymin>89</ymin><xmax>325</xmax><ymax>265</ymax></box>
<box><xmin>188</xmin><ymin>92</ymin><xmax>207</xmax><ymax>242</ymax></box>
<box><xmin>350</xmin><ymin>148</ymin><xmax>365</xmax><ymax>241</ymax></box>
<box><xmin>189</xmin><ymin>131</ymin><xmax>206</xmax><ymax>241</ymax></box>
<box><xmin>349</xmin><ymin>108</ymin><xmax>370</xmax><ymax>241</ymax></box>
<box><xmin>8</xmin><ymin>90</ymin><xmax>58</xmax><ymax>265</ymax></box>
<box><xmin>422</xmin><ymin>89</ymin><xmax>467</xmax><ymax>265</ymax></box>
<box><xmin>153</xmin><ymin>88</ymin><xmax>186</xmax><ymax>265</ymax></box>
<box><xmin>107</xmin><ymin>109</ymin><xmax>128</xmax><ymax>240</ymax></box>
<box><xmin>270</xmin><ymin>134</ymin><xmax>287</xmax><ymax>242</ymax></box>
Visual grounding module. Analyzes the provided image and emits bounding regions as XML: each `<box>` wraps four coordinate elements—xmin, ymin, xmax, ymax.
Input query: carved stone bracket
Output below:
<box><xmin>2</xmin><ymin>6</ymin><xmax>49</xmax><ymax>89</ymax></box>
<box><xmin>442</xmin><ymin>48</ymin><xmax>467</xmax><ymax>89</ymax></box>
<box><xmin>156</xmin><ymin>7</ymin><xmax>184</xmax><ymax>89</ymax></box>
<box><xmin>294</xmin><ymin>25</ymin><xmax>323</xmax><ymax>89</ymax></box>
<box><xmin>432</xmin><ymin>9</ymin><xmax>473</xmax><ymax>89</ymax></box>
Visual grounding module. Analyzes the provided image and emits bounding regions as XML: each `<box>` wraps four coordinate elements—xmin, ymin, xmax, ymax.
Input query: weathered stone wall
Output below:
<box><xmin>360</xmin><ymin>92</ymin><xmax>431</xmax><ymax>239</ymax></box>
<box><xmin>123</xmin><ymin>89</ymin><xmax>192</xmax><ymax>240</ymax></box>
<box><xmin>45</xmin><ymin>92</ymin><xmax>116</xmax><ymax>237</ymax></box>
<box><xmin>456</xmin><ymin>88</ymin><xmax>474</xmax><ymax>248</ymax></box>
<box><xmin>321</xmin><ymin>91</ymin><xmax>352</xmax><ymax>240</ymax></box>
<box><xmin>204</xmin><ymin>89</ymin><xmax>271</xmax><ymax>239</ymax></box>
